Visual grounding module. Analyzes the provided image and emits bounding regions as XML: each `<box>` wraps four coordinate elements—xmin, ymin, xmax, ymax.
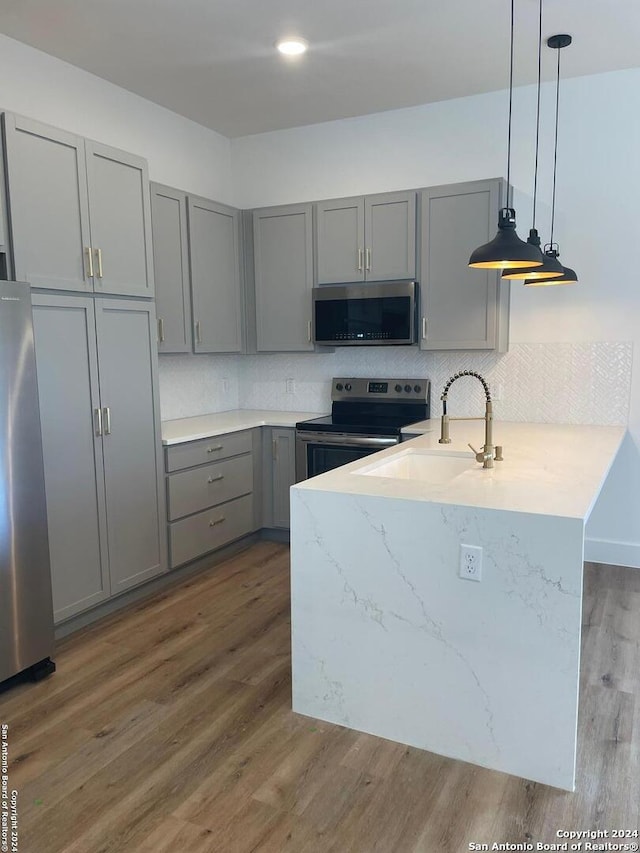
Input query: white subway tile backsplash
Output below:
<box><xmin>158</xmin><ymin>342</ymin><xmax>633</xmax><ymax>427</ymax></box>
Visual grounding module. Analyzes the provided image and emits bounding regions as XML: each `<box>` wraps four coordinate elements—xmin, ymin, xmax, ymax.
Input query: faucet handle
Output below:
<box><xmin>468</xmin><ymin>443</ymin><xmax>488</xmax><ymax>463</ymax></box>
<box><xmin>495</xmin><ymin>445</ymin><xmax>504</xmax><ymax>461</ymax></box>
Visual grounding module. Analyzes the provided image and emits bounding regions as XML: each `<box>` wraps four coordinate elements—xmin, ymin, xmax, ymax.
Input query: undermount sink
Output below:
<box><xmin>358</xmin><ymin>448</ymin><xmax>476</xmax><ymax>484</ymax></box>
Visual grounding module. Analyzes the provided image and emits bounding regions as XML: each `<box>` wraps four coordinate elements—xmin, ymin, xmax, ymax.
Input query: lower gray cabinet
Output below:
<box><xmin>261</xmin><ymin>427</ymin><xmax>296</xmax><ymax>530</ymax></box>
<box><xmin>166</xmin><ymin>429</ymin><xmax>257</xmax><ymax>568</ymax></box>
<box><xmin>419</xmin><ymin>179</ymin><xmax>510</xmax><ymax>351</ymax></box>
<box><xmin>31</xmin><ymin>292</ymin><xmax>167</xmax><ymax>623</ymax></box>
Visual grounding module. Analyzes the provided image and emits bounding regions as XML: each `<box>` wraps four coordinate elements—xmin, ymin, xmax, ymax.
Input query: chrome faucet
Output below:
<box><xmin>438</xmin><ymin>371</ymin><xmax>503</xmax><ymax>469</ymax></box>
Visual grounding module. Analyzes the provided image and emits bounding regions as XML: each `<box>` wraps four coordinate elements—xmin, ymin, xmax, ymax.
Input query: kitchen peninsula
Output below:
<box><xmin>290</xmin><ymin>420</ymin><xmax>625</xmax><ymax>790</ymax></box>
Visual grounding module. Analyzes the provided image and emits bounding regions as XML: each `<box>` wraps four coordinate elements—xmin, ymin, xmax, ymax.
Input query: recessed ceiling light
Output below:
<box><xmin>276</xmin><ymin>38</ymin><xmax>308</xmax><ymax>57</ymax></box>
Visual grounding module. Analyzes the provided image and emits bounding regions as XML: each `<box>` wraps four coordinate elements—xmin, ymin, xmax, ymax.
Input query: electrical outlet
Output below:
<box><xmin>459</xmin><ymin>544</ymin><xmax>482</xmax><ymax>582</ymax></box>
<box><xmin>286</xmin><ymin>378</ymin><xmax>295</xmax><ymax>395</ymax></box>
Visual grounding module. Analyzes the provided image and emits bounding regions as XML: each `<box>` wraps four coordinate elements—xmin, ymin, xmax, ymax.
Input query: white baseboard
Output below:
<box><xmin>584</xmin><ymin>537</ymin><xmax>640</xmax><ymax>569</ymax></box>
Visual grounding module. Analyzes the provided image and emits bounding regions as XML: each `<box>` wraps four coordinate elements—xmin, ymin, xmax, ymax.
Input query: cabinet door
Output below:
<box><xmin>271</xmin><ymin>428</ymin><xmax>296</xmax><ymax>529</ymax></box>
<box><xmin>31</xmin><ymin>293</ymin><xmax>110</xmax><ymax>622</ymax></box>
<box><xmin>253</xmin><ymin>204</ymin><xmax>314</xmax><ymax>352</ymax></box>
<box><xmin>3</xmin><ymin>114</ymin><xmax>92</xmax><ymax>292</ymax></box>
<box><xmin>365</xmin><ymin>191</ymin><xmax>416</xmax><ymax>281</ymax></box>
<box><xmin>315</xmin><ymin>197</ymin><xmax>365</xmax><ymax>284</ymax></box>
<box><xmin>150</xmin><ymin>183</ymin><xmax>192</xmax><ymax>353</ymax></box>
<box><xmin>188</xmin><ymin>196</ymin><xmax>243</xmax><ymax>353</ymax></box>
<box><xmin>95</xmin><ymin>299</ymin><xmax>167</xmax><ymax>593</ymax></box>
<box><xmin>420</xmin><ymin>180</ymin><xmax>509</xmax><ymax>351</ymax></box>
<box><xmin>85</xmin><ymin>141</ymin><xmax>154</xmax><ymax>298</ymax></box>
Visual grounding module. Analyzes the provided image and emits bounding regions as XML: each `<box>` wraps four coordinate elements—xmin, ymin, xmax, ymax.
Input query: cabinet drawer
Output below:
<box><xmin>165</xmin><ymin>430</ymin><xmax>252</xmax><ymax>472</ymax></box>
<box><xmin>167</xmin><ymin>453</ymin><xmax>253</xmax><ymax>521</ymax></box>
<box><xmin>169</xmin><ymin>494</ymin><xmax>253</xmax><ymax>568</ymax></box>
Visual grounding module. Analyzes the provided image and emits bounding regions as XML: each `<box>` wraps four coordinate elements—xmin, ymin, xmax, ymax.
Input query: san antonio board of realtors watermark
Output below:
<box><xmin>1</xmin><ymin>724</ymin><xmax>18</xmax><ymax>853</ymax></box>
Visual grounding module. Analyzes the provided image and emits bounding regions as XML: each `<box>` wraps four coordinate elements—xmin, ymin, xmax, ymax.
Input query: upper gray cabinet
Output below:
<box><xmin>188</xmin><ymin>196</ymin><xmax>243</xmax><ymax>354</ymax></box>
<box><xmin>316</xmin><ymin>191</ymin><xmax>416</xmax><ymax>284</ymax></box>
<box><xmin>419</xmin><ymin>179</ymin><xmax>510</xmax><ymax>352</ymax></box>
<box><xmin>253</xmin><ymin>203</ymin><xmax>314</xmax><ymax>352</ymax></box>
<box><xmin>150</xmin><ymin>183</ymin><xmax>192</xmax><ymax>353</ymax></box>
<box><xmin>85</xmin><ymin>141</ymin><xmax>154</xmax><ymax>297</ymax></box>
<box><xmin>3</xmin><ymin>113</ymin><xmax>153</xmax><ymax>297</ymax></box>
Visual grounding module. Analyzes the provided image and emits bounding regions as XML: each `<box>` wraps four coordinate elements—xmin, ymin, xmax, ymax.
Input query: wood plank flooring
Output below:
<box><xmin>1</xmin><ymin>542</ymin><xmax>638</xmax><ymax>852</ymax></box>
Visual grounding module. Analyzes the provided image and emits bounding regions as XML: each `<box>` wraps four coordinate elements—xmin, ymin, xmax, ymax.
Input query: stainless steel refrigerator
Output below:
<box><xmin>0</xmin><ymin>280</ymin><xmax>55</xmax><ymax>685</ymax></box>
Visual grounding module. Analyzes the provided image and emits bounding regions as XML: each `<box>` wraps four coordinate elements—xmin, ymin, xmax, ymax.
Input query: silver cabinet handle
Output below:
<box><xmin>209</xmin><ymin>516</ymin><xmax>225</xmax><ymax>527</ymax></box>
<box><xmin>272</xmin><ymin>437</ymin><xmax>278</xmax><ymax>460</ymax></box>
<box><xmin>85</xmin><ymin>247</ymin><xmax>94</xmax><ymax>278</ymax></box>
<box><xmin>195</xmin><ymin>320</ymin><xmax>201</xmax><ymax>344</ymax></box>
<box><xmin>366</xmin><ymin>247</ymin><xmax>371</xmax><ymax>271</ymax></box>
<box><xmin>422</xmin><ymin>316</ymin><xmax>427</xmax><ymax>340</ymax></box>
<box><xmin>103</xmin><ymin>407</ymin><xmax>111</xmax><ymax>435</ymax></box>
<box><xmin>307</xmin><ymin>320</ymin><xmax>312</xmax><ymax>342</ymax></box>
<box><xmin>207</xmin><ymin>474</ymin><xmax>224</xmax><ymax>484</ymax></box>
<box><xmin>158</xmin><ymin>318</ymin><xmax>165</xmax><ymax>343</ymax></box>
<box><xmin>95</xmin><ymin>248</ymin><xmax>103</xmax><ymax>278</ymax></box>
<box><xmin>357</xmin><ymin>248</ymin><xmax>363</xmax><ymax>271</ymax></box>
<box><xmin>94</xmin><ymin>407</ymin><xmax>103</xmax><ymax>436</ymax></box>
<box><xmin>206</xmin><ymin>444</ymin><xmax>223</xmax><ymax>453</ymax></box>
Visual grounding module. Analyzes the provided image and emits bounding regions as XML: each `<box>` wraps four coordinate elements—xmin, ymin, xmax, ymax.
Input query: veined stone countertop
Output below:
<box><xmin>295</xmin><ymin>420</ymin><xmax>626</xmax><ymax>520</ymax></box>
<box><xmin>161</xmin><ymin>409</ymin><xmax>323</xmax><ymax>446</ymax></box>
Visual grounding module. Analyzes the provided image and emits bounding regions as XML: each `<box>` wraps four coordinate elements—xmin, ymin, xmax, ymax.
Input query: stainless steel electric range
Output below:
<box><xmin>295</xmin><ymin>377</ymin><xmax>430</xmax><ymax>481</ymax></box>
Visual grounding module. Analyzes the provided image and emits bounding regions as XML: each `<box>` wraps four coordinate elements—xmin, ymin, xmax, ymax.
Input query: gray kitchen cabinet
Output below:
<box><xmin>85</xmin><ymin>141</ymin><xmax>154</xmax><ymax>298</ymax></box>
<box><xmin>31</xmin><ymin>293</ymin><xmax>167</xmax><ymax>623</ymax></box>
<box><xmin>253</xmin><ymin>203</ymin><xmax>314</xmax><ymax>352</ymax></box>
<box><xmin>31</xmin><ymin>294</ymin><xmax>110</xmax><ymax>622</ymax></box>
<box><xmin>270</xmin><ymin>428</ymin><xmax>297</xmax><ymax>529</ymax></box>
<box><xmin>94</xmin><ymin>299</ymin><xmax>167</xmax><ymax>592</ymax></box>
<box><xmin>3</xmin><ymin>113</ymin><xmax>153</xmax><ymax>297</ymax></box>
<box><xmin>165</xmin><ymin>429</ymin><xmax>257</xmax><ymax>568</ymax></box>
<box><xmin>316</xmin><ymin>191</ymin><xmax>416</xmax><ymax>284</ymax></box>
<box><xmin>261</xmin><ymin>426</ymin><xmax>296</xmax><ymax>530</ymax></box>
<box><xmin>150</xmin><ymin>183</ymin><xmax>192</xmax><ymax>352</ymax></box>
<box><xmin>419</xmin><ymin>179</ymin><xmax>510</xmax><ymax>351</ymax></box>
<box><xmin>189</xmin><ymin>196</ymin><xmax>243</xmax><ymax>353</ymax></box>
<box><xmin>3</xmin><ymin>114</ymin><xmax>92</xmax><ymax>292</ymax></box>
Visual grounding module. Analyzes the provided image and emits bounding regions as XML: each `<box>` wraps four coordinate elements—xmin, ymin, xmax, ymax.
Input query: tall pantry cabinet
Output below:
<box><xmin>2</xmin><ymin>112</ymin><xmax>167</xmax><ymax>624</ymax></box>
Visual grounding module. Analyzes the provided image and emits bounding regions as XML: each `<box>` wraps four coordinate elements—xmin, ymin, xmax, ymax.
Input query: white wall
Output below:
<box><xmin>231</xmin><ymin>68</ymin><xmax>640</xmax><ymax>567</ymax></box>
<box><xmin>0</xmin><ymin>33</ymin><xmax>233</xmax><ymax>202</ymax></box>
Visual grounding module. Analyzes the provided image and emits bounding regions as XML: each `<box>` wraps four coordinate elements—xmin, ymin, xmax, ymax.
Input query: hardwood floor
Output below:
<box><xmin>1</xmin><ymin>542</ymin><xmax>638</xmax><ymax>852</ymax></box>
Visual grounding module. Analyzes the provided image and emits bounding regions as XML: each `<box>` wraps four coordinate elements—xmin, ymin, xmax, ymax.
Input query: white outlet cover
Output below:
<box><xmin>459</xmin><ymin>543</ymin><xmax>482</xmax><ymax>582</ymax></box>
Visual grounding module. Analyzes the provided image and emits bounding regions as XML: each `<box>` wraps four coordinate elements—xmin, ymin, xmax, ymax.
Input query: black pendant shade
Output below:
<box><xmin>501</xmin><ymin>230</ymin><xmax>563</xmax><ymax>279</ymax></box>
<box><xmin>469</xmin><ymin>209</ymin><xmax>544</xmax><ymax>270</ymax></box>
<box><xmin>523</xmin><ymin>247</ymin><xmax>577</xmax><ymax>286</ymax></box>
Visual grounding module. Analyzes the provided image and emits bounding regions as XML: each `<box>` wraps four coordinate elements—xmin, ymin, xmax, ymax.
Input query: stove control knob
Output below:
<box><xmin>395</xmin><ymin>384</ymin><xmax>403</xmax><ymax>393</ymax></box>
<box><xmin>404</xmin><ymin>384</ymin><xmax>412</xmax><ymax>393</ymax></box>
<box><xmin>414</xmin><ymin>384</ymin><xmax>422</xmax><ymax>393</ymax></box>
<box><xmin>336</xmin><ymin>383</ymin><xmax>343</xmax><ymax>391</ymax></box>
<box><xmin>345</xmin><ymin>383</ymin><xmax>352</xmax><ymax>391</ymax></box>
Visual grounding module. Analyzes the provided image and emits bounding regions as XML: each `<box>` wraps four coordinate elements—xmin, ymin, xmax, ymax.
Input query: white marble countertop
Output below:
<box><xmin>294</xmin><ymin>420</ymin><xmax>626</xmax><ymax>520</ymax></box>
<box><xmin>161</xmin><ymin>409</ymin><xmax>323</xmax><ymax>445</ymax></box>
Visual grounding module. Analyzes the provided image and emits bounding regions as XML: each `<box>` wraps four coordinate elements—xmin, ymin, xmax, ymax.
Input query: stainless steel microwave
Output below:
<box><xmin>312</xmin><ymin>281</ymin><xmax>418</xmax><ymax>346</ymax></box>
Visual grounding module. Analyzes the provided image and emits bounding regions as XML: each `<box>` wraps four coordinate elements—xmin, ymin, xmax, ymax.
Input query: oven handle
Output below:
<box><xmin>296</xmin><ymin>432</ymin><xmax>398</xmax><ymax>448</ymax></box>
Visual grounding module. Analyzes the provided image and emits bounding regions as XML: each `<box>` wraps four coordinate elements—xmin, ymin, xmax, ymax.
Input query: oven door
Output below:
<box><xmin>295</xmin><ymin>431</ymin><xmax>399</xmax><ymax>481</ymax></box>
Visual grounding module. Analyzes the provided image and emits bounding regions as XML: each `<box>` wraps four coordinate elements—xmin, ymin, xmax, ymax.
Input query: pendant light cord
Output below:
<box><xmin>550</xmin><ymin>43</ymin><xmax>561</xmax><ymax>244</ymax></box>
<box><xmin>506</xmin><ymin>0</ymin><xmax>514</xmax><ymax>208</ymax></box>
<box><xmin>532</xmin><ymin>0</ymin><xmax>543</xmax><ymax>229</ymax></box>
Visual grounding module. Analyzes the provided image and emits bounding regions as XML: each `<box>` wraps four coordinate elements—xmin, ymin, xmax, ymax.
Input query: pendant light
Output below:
<box><xmin>502</xmin><ymin>0</ymin><xmax>563</xmax><ymax>281</ymax></box>
<box><xmin>468</xmin><ymin>0</ymin><xmax>543</xmax><ymax>270</ymax></box>
<box><xmin>524</xmin><ymin>33</ymin><xmax>578</xmax><ymax>286</ymax></box>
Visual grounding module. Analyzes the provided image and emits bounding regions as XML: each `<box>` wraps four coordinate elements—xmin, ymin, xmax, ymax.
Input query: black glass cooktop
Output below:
<box><xmin>295</xmin><ymin>412</ymin><xmax>423</xmax><ymax>437</ymax></box>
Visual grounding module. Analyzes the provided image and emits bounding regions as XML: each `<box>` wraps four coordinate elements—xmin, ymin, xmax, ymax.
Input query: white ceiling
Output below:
<box><xmin>0</xmin><ymin>0</ymin><xmax>638</xmax><ymax>138</ymax></box>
